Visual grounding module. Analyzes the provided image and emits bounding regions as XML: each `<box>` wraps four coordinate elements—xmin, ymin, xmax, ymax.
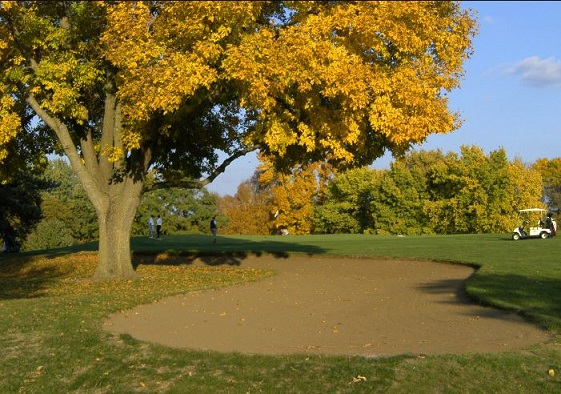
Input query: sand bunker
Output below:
<box><xmin>104</xmin><ymin>255</ymin><xmax>552</xmax><ymax>357</ymax></box>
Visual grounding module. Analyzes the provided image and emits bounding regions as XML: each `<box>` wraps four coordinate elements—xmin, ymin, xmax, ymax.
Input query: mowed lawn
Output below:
<box><xmin>1</xmin><ymin>233</ymin><xmax>560</xmax><ymax>393</ymax></box>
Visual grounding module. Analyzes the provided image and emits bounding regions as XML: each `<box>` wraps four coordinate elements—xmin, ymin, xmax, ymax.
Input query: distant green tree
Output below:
<box><xmin>0</xmin><ymin>172</ymin><xmax>46</xmax><ymax>251</ymax></box>
<box><xmin>134</xmin><ymin>186</ymin><xmax>219</xmax><ymax>236</ymax></box>
<box><xmin>22</xmin><ymin>219</ymin><xmax>74</xmax><ymax>251</ymax></box>
<box><xmin>507</xmin><ymin>157</ymin><xmax>545</xmax><ymax>214</ymax></box>
<box><xmin>315</xmin><ymin>146</ymin><xmax>544</xmax><ymax>235</ymax></box>
<box><xmin>423</xmin><ymin>146</ymin><xmax>541</xmax><ymax>234</ymax></box>
<box><xmin>370</xmin><ymin>150</ymin><xmax>444</xmax><ymax>235</ymax></box>
<box><xmin>40</xmin><ymin>159</ymin><xmax>98</xmax><ymax>242</ymax></box>
<box><xmin>0</xmin><ymin>107</ymin><xmax>51</xmax><ymax>251</ymax></box>
<box><xmin>313</xmin><ymin>167</ymin><xmax>381</xmax><ymax>234</ymax></box>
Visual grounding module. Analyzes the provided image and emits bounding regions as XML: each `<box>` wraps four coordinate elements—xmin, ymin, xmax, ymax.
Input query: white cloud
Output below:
<box><xmin>506</xmin><ymin>56</ymin><xmax>561</xmax><ymax>88</ymax></box>
<box><xmin>481</xmin><ymin>15</ymin><xmax>495</xmax><ymax>25</ymax></box>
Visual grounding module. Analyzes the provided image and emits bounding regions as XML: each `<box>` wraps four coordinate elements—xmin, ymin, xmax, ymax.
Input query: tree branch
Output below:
<box><xmin>26</xmin><ymin>93</ymin><xmax>99</xmax><ymax>196</ymax></box>
<box><xmin>80</xmin><ymin>129</ymin><xmax>101</xmax><ymax>184</ymax></box>
<box><xmin>148</xmin><ymin>145</ymin><xmax>260</xmax><ymax>191</ymax></box>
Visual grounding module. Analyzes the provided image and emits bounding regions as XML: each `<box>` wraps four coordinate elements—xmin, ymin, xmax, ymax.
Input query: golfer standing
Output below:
<box><xmin>210</xmin><ymin>216</ymin><xmax>217</xmax><ymax>243</ymax></box>
<box><xmin>156</xmin><ymin>215</ymin><xmax>162</xmax><ymax>239</ymax></box>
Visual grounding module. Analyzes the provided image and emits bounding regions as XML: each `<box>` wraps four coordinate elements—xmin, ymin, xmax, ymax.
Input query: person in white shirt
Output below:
<box><xmin>148</xmin><ymin>215</ymin><xmax>155</xmax><ymax>239</ymax></box>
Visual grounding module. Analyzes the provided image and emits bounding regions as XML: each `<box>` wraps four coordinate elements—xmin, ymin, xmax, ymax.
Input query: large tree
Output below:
<box><xmin>0</xmin><ymin>1</ymin><xmax>476</xmax><ymax>278</ymax></box>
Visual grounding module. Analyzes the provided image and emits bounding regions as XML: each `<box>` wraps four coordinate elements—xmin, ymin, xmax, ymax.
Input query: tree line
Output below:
<box><xmin>4</xmin><ymin>145</ymin><xmax>559</xmax><ymax>251</ymax></box>
<box><xmin>220</xmin><ymin>146</ymin><xmax>560</xmax><ymax>236</ymax></box>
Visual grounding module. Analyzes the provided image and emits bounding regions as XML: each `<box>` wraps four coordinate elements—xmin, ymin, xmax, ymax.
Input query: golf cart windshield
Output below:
<box><xmin>519</xmin><ymin>208</ymin><xmax>547</xmax><ymax>213</ymax></box>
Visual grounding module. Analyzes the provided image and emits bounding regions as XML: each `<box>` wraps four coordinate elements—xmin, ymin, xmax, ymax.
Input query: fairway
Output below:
<box><xmin>3</xmin><ymin>234</ymin><xmax>561</xmax><ymax>392</ymax></box>
<box><xmin>105</xmin><ymin>254</ymin><xmax>552</xmax><ymax>357</ymax></box>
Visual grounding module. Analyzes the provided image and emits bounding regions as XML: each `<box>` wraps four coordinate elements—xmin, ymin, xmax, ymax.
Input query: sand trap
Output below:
<box><xmin>104</xmin><ymin>255</ymin><xmax>552</xmax><ymax>357</ymax></box>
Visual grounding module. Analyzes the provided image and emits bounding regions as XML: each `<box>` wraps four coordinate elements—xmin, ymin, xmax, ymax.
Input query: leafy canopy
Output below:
<box><xmin>0</xmin><ymin>1</ymin><xmax>477</xmax><ymax>178</ymax></box>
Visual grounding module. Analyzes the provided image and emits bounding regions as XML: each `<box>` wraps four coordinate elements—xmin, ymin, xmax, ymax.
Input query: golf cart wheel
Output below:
<box><xmin>512</xmin><ymin>233</ymin><xmax>520</xmax><ymax>241</ymax></box>
<box><xmin>540</xmin><ymin>232</ymin><xmax>549</xmax><ymax>239</ymax></box>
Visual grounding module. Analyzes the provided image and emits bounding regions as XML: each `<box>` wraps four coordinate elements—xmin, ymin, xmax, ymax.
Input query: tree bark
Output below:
<box><xmin>93</xmin><ymin>177</ymin><xmax>143</xmax><ymax>279</ymax></box>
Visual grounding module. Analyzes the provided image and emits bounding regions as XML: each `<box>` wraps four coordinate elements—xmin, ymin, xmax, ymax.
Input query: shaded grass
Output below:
<box><xmin>1</xmin><ymin>234</ymin><xmax>561</xmax><ymax>392</ymax></box>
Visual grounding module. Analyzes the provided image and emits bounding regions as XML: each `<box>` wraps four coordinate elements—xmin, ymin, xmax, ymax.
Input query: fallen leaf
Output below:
<box><xmin>348</xmin><ymin>375</ymin><xmax>367</xmax><ymax>384</ymax></box>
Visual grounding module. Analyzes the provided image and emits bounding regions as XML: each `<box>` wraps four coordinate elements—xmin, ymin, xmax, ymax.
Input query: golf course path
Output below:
<box><xmin>104</xmin><ymin>255</ymin><xmax>553</xmax><ymax>357</ymax></box>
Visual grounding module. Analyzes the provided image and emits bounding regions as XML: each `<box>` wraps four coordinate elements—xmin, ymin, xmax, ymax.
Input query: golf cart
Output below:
<box><xmin>512</xmin><ymin>208</ymin><xmax>554</xmax><ymax>240</ymax></box>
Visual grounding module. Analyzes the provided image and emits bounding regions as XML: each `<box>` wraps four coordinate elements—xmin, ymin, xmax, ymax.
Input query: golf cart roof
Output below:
<box><xmin>519</xmin><ymin>208</ymin><xmax>548</xmax><ymax>213</ymax></box>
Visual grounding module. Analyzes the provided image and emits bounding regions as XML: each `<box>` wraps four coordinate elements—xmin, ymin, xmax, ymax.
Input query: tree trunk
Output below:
<box><xmin>93</xmin><ymin>179</ymin><xmax>143</xmax><ymax>279</ymax></box>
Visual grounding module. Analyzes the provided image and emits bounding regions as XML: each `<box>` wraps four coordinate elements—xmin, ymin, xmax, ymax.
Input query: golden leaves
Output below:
<box><xmin>225</xmin><ymin>1</ymin><xmax>475</xmax><ymax>162</ymax></box>
<box><xmin>1</xmin><ymin>1</ymin><xmax>475</xmax><ymax>173</ymax></box>
<box><xmin>258</xmin><ymin>156</ymin><xmax>328</xmax><ymax>235</ymax></box>
<box><xmin>101</xmin><ymin>1</ymin><xmax>262</xmax><ymax>126</ymax></box>
<box><xmin>0</xmin><ymin>95</ymin><xmax>20</xmax><ymax>161</ymax></box>
<box><xmin>121</xmin><ymin>131</ymin><xmax>142</xmax><ymax>151</ymax></box>
<box><xmin>101</xmin><ymin>146</ymin><xmax>124</xmax><ymax>163</ymax></box>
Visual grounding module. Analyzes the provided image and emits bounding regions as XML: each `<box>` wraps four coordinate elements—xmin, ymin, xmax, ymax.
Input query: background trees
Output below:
<box><xmin>23</xmin><ymin>159</ymin><xmax>97</xmax><ymax>251</ymax></box>
<box><xmin>258</xmin><ymin>158</ymin><xmax>331</xmax><ymax>235</ymax></box>
<box><xmin>219</xmin><ymin>147</ymin><xmax>551</xmax><ymax>236</ymax></box>
<box><xmin>219</xmin><ymin>175</ymin><xmax>272</xmax><ymax>235</ymax></box>
<box><xmin>22</xmin><ymin>160</ymin><xmax>221</xmax><ymax>249</ymax></box>
<box><xmin>313</xmin><ymin>167</ymin><xmax>380</xmax><ymax>234</ymax></box>
<box><xmin>347</xmin><ymin>147</ymin><xmax>545</xmax><ymax>235</ymax></box>
<box><xmin>16</xmin><ymin>147</ymin><xmax>558</xmax><ymax>249</ymax></box>
<box><xmin>421</xmin><ymin>147</ymin><xmax>542</xmax><ymax>234</ymax></box>
<box><xmin>0</xmin><ymin>112</ymin><xmax>51</xmax><ymax>252</ymax></box>
<box><xmin>133</xmin><ymin>186</ymin><xmax>219</xmax><ymax>236</ymax></box>
<box><xmin>533</xmin><ymin>158</ymin><xmax>561</xmax><ymax>213</ymax></box>
<box><xmin>0</xmin><ymin>173</ymin><xmax>45</xmax><ymax>252</ymax></box>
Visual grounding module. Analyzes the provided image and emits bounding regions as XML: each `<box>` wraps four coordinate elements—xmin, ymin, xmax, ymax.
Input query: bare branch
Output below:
<box><xmin>148</xmin><ymin>145</ymin><xmax>259</xmax><ymax>191</ymax></box>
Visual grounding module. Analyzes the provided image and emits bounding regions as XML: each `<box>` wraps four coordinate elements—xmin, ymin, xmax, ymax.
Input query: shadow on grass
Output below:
<box><xmin>0</xmin><ymin>234</ymin><xmax>327</xmax><ymax>299</ymax></box>
<box><xmin>133</xmin><ymin>251</ymin><xmax>258</xmax><ymax>267</ymax></box>
<box><xmin>0</xmin><ymin>254</ymin><xmax>69</xmax><ymax>299</ymax></box>
<box><xmin>416</xmin><ymin>272</ymin><xmax>561</xmax><ymax>330</ymax></box>
<box><xmin>130</xmin><ymin>234</ymin><xmax>328</xmax><ymax>267</ymax></box>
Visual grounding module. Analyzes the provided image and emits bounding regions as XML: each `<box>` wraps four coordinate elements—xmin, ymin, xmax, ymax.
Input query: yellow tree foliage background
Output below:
<box><xmin>219</xmin><ymin>179</ymin><xmax>273</xmax><ymax>235</ymax></box>
<box><xmin>258</xmin><ymin>156</ymin><xmax>333</xmax><ymax>235</ymax></box>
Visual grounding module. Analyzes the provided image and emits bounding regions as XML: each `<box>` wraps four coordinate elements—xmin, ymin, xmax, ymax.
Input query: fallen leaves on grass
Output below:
<box><xmin>0</xmin><ymin>252</ymin><xmax>274</xmax><ymax>300</ymax></box>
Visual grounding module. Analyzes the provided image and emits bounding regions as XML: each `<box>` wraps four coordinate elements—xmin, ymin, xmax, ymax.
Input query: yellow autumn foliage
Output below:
<box><xmin>225</xmin><ymin>1</ymin><xmax>476</xmax><ymax>162</ymax></box>
<box><xmin>258</xmin><ymin>154</ymin><xmax>332</xmax><ymax>234</ymax></box>
<box><xmin>0</xmin><ymin>96</ymin><xmax>20</xmax><ymax>161</ymax></box>
<box><xmin>1</xmin><ymin>1</ymin><xmax>476</xmax><ymax>166</ymax></box>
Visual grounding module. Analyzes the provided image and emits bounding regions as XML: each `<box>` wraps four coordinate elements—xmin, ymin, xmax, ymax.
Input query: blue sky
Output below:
<box><xmin>206</xmin><ymin>1</ymin><xmax>561</xmax><ymax>196</ymax></box>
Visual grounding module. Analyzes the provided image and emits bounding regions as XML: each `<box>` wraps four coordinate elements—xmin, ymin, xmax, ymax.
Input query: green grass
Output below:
<box><xmin>1</xmin><ymin>233</ymin><xmax>561</xmax><ymax>393</ymax></box>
